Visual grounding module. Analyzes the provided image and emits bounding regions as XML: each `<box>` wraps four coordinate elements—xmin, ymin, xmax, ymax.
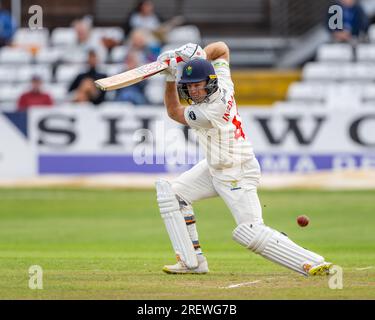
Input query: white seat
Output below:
<box><xmin>273</xmin><ymin>101</ymin><xmax>326</xmax><ymax>109</ymax></box>
<box><xmin>55</xmin><ymin>64</ymin><xmax>86</xmax><ymax>83</ymax></box>
<box><xmin>61</xmin><ymin>47</ymin><xmax>90</xmax><ymax>64</ymax></box>
<box><xmin>369</xmin><ymin>24</ymin><xmax>375</xmax><ymax>43</ymax></box>
<box><xmin>303</xmin><ymin>62</ymin><xmax>342</xmax><ymax>80</ymax></box>
<box><xmin>287</xmin><ymin>82</ymin><xmax>327</xmax><ymax>102</ymax></box>
<box><xmin>0</xmin><ymin>66</ymin><xmax>17</xmax><ymax>82</ymax></box>
<box><xmin>110</xmin><ymin>45</ymin><xmax>128</xmax><ymax>63</ymax></box>
<box><xmin>362</xmin><ymin>84</ymin><xmax>375</xmax><ymax>102</ymax></box>
<box><xmin>317</xmin><ymin>44</ymin><xmax>353</xmax><ymax>62</ymax></box>
<box><xmin>346</xmin><ymin>63</ymin><xmax>375</xmax><ymax>81</ymax></box>
<box><xmin>59</xmin><ymin>45</ymin><xmax>107</xmax><ymax>64</ymax></box>
<box><xmin>363</xmin><ymin>101</ymin><xmax>375</xmax><ymax>108</ymax></box>
<box><xmin>357</xmin><ymin>44</ymin><xmax>375</xmax><ymax>62</ymax></box>
<box><xmin>325</xmin><ymin>83</ymin><xmax>362</xmax><ymax>106</ymax></box>
<box><xmin>51</xmin><ymin>28</ymin><xmax>78</xmax><ymax>46</ymax></box>
<box><xmin>166</xmin><ymin>25</ymin><xmax>201</xmax><ymax>44</ymax></box>
<box><xmin>36</xmin><ymin>47</ymin><xmax>65</xmax><ymax>64</ymax></box>
<box><xmin>0</xmin><ymin>47</ymin><xmax>33</xmax><ymax>64</ymax></box>
<box><xmin>42</xmin><ymin>83</ymin><xmax>67</xmax><ymax>103</ymax></box>
<box><xmin>13</xmin><ymin>28</ymin><xmax>49</xmax><ymax>47</ymax></box>
<box><xmin>303</xmin><ymin>62</ymin><xmax>375</xmax><ymax>81</ymax></box>
<box><xmin>16</xmin><ymin>65</ymin><xmax>51</xmax><ymax>83</ymax></box>
<box><xmin>0</xmin><ymin>84</ymin><xmax>28</xmax><ymax>102</ymax></box>
<box><xmin>91</xmin><ymin>27</ymin><xmax>124</xmax><ymax>43</ymax></box>
<box><xmin>0</xmin><ymin>101</ymin><xmax>18</xmax><ymax>112</ymax></box>
<box><xmin>98</xmin><ymin>63</ymin><xmax>124</xmax><ymax>76</ymax></box>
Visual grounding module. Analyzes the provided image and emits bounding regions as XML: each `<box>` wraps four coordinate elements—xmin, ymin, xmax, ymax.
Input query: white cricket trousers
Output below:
<box><xmin>171</xmin><ymin>157</ymin><xmax>264</xmax><ymax>226</ymax></box>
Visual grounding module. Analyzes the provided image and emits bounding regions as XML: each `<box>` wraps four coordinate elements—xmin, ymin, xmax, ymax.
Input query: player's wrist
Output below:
<box><xmin>165</xmin><ymin>73</ymin><xmax>177</xmax><ymax>82</ymax></box>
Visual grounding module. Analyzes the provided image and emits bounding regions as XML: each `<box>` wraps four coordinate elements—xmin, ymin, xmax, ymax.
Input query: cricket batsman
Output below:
<box><xmin>155</xmin><ymin>42</ymin><xmax>332</xmax><ymax>276</ymax></box>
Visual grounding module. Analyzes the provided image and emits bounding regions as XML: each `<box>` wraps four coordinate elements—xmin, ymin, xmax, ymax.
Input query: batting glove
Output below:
<box><xmin>157</xmin><ymin>50</ymin><xmax>176</xmax><ymax>63</ymax></box>
<box><xmin>175</xmin><ymin>43</ymin><xmax>207</xmax><ymax>62</ymax></box>
<box><xmin>157</xmin><ymin>50</ymin><xmax>178</xmax><ymax>82</ymax></box>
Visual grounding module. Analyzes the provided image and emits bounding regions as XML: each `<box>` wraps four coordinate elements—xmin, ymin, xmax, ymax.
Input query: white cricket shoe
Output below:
<box><xmin>162</xmin><ymin>254</ymin><xmax>209</xmax><ymax>274</ymax></box>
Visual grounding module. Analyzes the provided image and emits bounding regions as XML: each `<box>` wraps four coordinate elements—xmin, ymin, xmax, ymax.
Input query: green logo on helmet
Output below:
<box><xmin>186</xmin><ymin>66</ymin><xmax>193</xmax><ymax>76</ymax></box>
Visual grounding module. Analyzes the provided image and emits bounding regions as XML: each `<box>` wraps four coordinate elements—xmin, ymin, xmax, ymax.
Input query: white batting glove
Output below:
<box><xmin>157</xmin><ymin>50</ymin><xmax>176</xmax><ymax>63</ymax></box>
<box><xmin>175</xmin><ymin>43</ymin><xmax>207</xmax><ymax>62</ymax></box>
<box><xmin>157</xmin><ymin>51</ymin><xmax>178</xmax><ymax>82</ymax></box>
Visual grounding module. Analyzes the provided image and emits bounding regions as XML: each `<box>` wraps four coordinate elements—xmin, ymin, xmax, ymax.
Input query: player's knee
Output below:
<box><xmin>155</xmin><ymin>179</ymin><xmax>180</xmax><ymax>214</ymax></box>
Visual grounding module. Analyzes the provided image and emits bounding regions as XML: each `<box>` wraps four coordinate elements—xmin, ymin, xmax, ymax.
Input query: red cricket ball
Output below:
<box><xmin>297</xmin><ymin>215</ymin><xmax>309</xmax><ymax>227</ymax></box>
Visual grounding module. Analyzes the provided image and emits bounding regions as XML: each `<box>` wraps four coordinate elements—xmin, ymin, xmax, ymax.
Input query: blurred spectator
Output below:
<box><xmin>68</xmin><ymin>50</ymin><xmax>107</xmax><ymax>105</ymax></box>
<box><xmin>0</xmin><ymin>3</ymin><xmax>16</xmax><ymax>47</ymax></box>
<box><xmin>71</xmin><ymin>15</ymin><xmax>107</xmax><ymax>63</ymax></box>
<box><xmin>329</xmin><ymin>0</ymin><xmax>369</xmax><ymax>42</ymax></box>
<box><xmin>124</xmin><ymin>0</ymin><xmax>161</xmax><ymax>36</ymax></box>
<box><xmin>115</xmin><ymin>50</ymin><xmax>149</xmax><ymax>105</ymax></box>
<box><xmin>17</xmin><ymin>76</ymin><xmax>54</xmax><ymax>111</ymax></box>
<box><xmin>124</xmin><ymin>0</ymin><xmax>184</xmax><ymax>43</ymax></box>
<box><xmin>127</xmin><ymin>28</ymin><xmax>160</xmax><ymax>64</ymax></box>
<box><xmin>73</xmin><ymin>15</ymin><xmax>93</xmax><ymax>45</ymax></box>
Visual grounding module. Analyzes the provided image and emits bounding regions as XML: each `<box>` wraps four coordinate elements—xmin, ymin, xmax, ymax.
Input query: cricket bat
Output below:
<box><xmin>95</xmin><ymin>56</ymin><xmax>183</xmax><ymax>91</ymax></box>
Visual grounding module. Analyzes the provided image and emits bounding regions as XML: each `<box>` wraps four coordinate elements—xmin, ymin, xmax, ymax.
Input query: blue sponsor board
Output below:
<box><xmin>257</xmin><ymin>154</ymin><xmax>375</xmax><ymax>173</ymax></box>
<box><xmin>39</xmin><ymin>155</ymin><xmax>194</xmax><ymax>174</ymax></box>
<box><xmin>38</xmin><ymin>153</ymin><xmax>375</xmax><ymax>174</ymax></box>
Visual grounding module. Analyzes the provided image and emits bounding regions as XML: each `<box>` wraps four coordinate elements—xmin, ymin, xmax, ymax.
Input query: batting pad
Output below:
<box><xmin>156</xmin><ymin>179</ymin><xmax>198</xmax><ymax>269</ymax></box>
<box><xmin>233</xmin><ymin>223</ymin><xmax>324</xmax><ymax>275</ymax></box>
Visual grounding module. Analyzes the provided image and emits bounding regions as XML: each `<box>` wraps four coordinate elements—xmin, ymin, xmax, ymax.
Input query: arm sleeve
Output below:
<box><xmin>184</xmin><ymin>106</ymin><xmax>213</xmax><ymax>129</ymax></box>
<box><xmin>212</xmin><ymin>59</ymin><xmax>234</xmax><ymax>91</ymax></box>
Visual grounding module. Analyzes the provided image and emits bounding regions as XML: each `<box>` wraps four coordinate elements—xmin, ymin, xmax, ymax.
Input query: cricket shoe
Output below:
<box><xmin>303</xmin><ymin>262</ymin><xmax>333</xmax><ymax>276</ymax></box>
<box><xmin>162</xmin><ymin>254</ymin><xmax>209</xmax><ymax>274</ymax></box>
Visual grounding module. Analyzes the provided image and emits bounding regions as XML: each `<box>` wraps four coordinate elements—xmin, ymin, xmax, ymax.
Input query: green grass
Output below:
<box><xmin>0</xmin><ymin>188</ymin><xmax>374</xmax><ymax>299</ymax></box>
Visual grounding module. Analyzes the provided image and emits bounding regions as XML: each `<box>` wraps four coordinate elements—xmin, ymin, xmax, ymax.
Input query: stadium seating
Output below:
<box><xmin>0</xmin><ymin>47</ymin><xmax>33</xmax><ymax>64</ymax></box>
<box><xmin>166</xmin><ymin>25</ymin><xmax>202</xmax><ymax>45</ymax></box>
<box><xmin>13</xmin><ymin>28</ymin><xmax>50</xmax><ymax>48</ymax></box>
<box><xmin>110</xmin><ymin>45</ymin><xmax>128</xmax><ymax>63</ymax></box>
<box><xmin>317</xmin><ymin>43</ymin><xmax>354</xmax><ymax>62</ymax></box>
<box><xmin>303</xmin><ymin>62</ymin><xmax>375</xmax><ymax>81</ymax></box>
<box><xmin>287</xmin><ymin>33</ymin><xmax>375</xmax><ymax>109</ymax></box>
<box><xmin>0</xmin><ymin>21</ymin><xmax>374</xmax><ymax>112</ymax></box>
<box><xmin>35</xmin><ymin>47</ymin><xmax>65</xmax><ymax>64</ymax></box>
<box><xmin>369</xmin><ymin>24</ymin><xmax>375</xmax><ymax>42</ymax></box>
<box><xmin>90</xmin><ymin>27</ymin><xmax>124</xmax><ymax>44</ymax></box>
<box><xmin>17</xmin><ymin>65</ymin><xmax>52</xmax><ymax>83</ymax></box>
<box><xmin>288</xmin><ymin>81</ymin><xmax>375</xmax><ymax>104</ymax></box>
<box><xmin>51</xmin><ymin>28</ymin><xmax>78</xmax><ymax>47</ymax></box>
<box><xmin>357</xmin><ymin>44</ymin><xmax>375</xmax><ymax>62</ymax></box>
<box><xmin>55</xmin><ymin>64</ymin><xmax>86</xmax><ymax>83</ymax></box>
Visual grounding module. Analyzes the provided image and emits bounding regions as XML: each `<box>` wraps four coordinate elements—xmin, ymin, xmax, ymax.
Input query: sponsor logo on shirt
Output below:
<box><xmin>189</xmin><ymin>111</ymin><xmax>197</xmax><ymax>120</ymax></box>
<box><xmin>230</xmin><ymin>180</ymin><xmax>242</xmax><ymax>191</ymax></box>
<box><xmin>223</xmin><ymin>94</ymin><xmax>235</xmax><ymax>122</ymax></box>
